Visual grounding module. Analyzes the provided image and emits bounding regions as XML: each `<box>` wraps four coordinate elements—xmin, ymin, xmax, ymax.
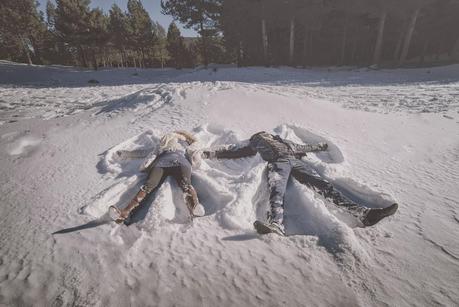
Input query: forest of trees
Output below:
<box><xmin>220</xmin><ymin>0</ymin><xmax>459</xmax><ymax>67</ymax></box>
<box><xmin>1</xmin><ymin>0</ymin><xmax>459</xmax><ymax>69</ymax></box>
<box><xmin>0</xmin><ymin>0</ymin><xmax>199</xmax><ymax>69</ymax></box>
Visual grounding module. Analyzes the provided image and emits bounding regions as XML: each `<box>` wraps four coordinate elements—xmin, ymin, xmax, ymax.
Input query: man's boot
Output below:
<box><xmin>254</xmin><ymin>220</ymin><xmax>286</xmax><ymax>236</ymax></box>
<box><xmin>253</xmin><ymin>211</ymin><xmax>286</xmax><ymax>236</ymax></box>
<box><xmin>361</xmin><ymin>203</ymin><xmax>398</xmax><ymax>227</ymax></box>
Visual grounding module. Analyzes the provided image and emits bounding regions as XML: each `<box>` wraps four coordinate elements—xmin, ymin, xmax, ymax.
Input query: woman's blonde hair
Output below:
<box><xmin>174</xmin><ymin>130</ymin><xmax>197</xmax><ymax>145</ymax></box>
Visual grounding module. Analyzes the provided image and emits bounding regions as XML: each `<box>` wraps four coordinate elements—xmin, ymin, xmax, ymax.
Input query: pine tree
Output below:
<box><xmin>152</xmin><ymin>22</ymin><xmax>169</xmax><ymax>68</ymax></box>
<box><xmin>108</xmin><ymin>4</ymin><xmax>130</xmax><ymax>67</ymax></box>
<box><xmin>87</xmin><ymin>8</ymin><xmax>109</xmax><ymax>69</ymax></box>
<box><xmin>54</xmin><ymin>0</ymin><xmax>92</xmax><ymax>66</ymax></box>
<box><xmin>39</xmin><ymin>0</ymin><xmax>74</xmax><ymax>65</ymax></box>
<box><xmin>0</xmin><ymin>0</ymin><xmax>46</xmax><ymax>64</ymax></box>
<box><xmin>127</xmin><ymin>0</ymin><xmax>156</xmax><ymax>68</ymax></box>
<box><xmin>161</xmin><ymin>0</ymin><xmax>223</xmax><ymax>67</ymax></box>
<box><xmin>46</xmin><ymin>1</ymin><xmax>57</xmax><ymax>30</ymax></box>
<box><xmin>166</xmin><ymin>22</ymin><xmax>187</xmax><ymax>68</ymax></box>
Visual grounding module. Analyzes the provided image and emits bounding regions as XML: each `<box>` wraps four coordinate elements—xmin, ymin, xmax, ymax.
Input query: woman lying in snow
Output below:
<box><xmin>202</xmin><ymin>131</ymin><xmax>398</xmax><ymax>236</ymax></box>
<box><xmin>109</xmin><ymin>131</ymin><xmax>204</xmax><ymax>224</ymax></box>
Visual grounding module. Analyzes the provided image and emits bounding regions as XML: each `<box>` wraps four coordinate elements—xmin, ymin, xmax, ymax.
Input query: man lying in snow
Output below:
<box><xmin>203</xmin><ymin>131</ymin><xmax>398</xmax><ymax>236</ymax></box>
<box><xmin>109</xmin><ymin>131</ymin><xmax>204</xmax><ymax>224</ymax></box>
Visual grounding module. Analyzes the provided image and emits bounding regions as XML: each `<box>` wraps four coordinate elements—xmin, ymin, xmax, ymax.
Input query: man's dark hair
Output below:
<box><xmin>250</xmin><ymin>131</ymin><xmax>269</xmax><ymax>141</ymax></box>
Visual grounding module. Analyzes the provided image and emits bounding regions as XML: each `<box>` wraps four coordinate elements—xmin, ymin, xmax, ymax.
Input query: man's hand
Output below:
<box><xmin>201</xmin><ymin>150</ymin><xmax>214</xmax><ymax>159</ymax></box>
<box><xmin>115</xmin><ymin>150</ymin><xmax>128</xmax><ymax>160</ymax></box>
<box><xmin>318</xmin><ymin>142</ymin><xmax>328</xmax><ymax>151</ymax></box>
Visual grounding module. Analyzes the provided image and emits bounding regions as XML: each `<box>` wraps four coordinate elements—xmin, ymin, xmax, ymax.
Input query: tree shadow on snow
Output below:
<box><xmin>221</xmin><ymin>233</ymin><xmax>259</xmax><ymax>241</ymax></box>
<box><xmin>94</xmin><ymin>87</ymin><xmax>174</xmax><ymax>116</ymax></box>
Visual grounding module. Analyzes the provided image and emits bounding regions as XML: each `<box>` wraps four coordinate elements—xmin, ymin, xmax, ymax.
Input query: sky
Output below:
<box><xmin>38</xmin><ymin>0</ymin><xmax>198</xmax><ymax>37</ymax></box>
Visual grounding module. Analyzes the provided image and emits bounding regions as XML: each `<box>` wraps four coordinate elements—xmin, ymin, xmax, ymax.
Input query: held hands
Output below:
<box><xmin>115</xmin><ymin>150</ymin><xmax>128</xmax><ymax>160</ymax></box>
<box><xmin>201</xmin><ymin>150</ymin><xmax>215</xmax><ymax>159</ymax></box>
<box><xmin>187</xmin><ymin>148</ymin><xmax>203</xmax><ymax>167</ymax></box>
<box><xmin>318</xmin><ymin>142</ymin><xmax>328</xmax><ymax>151</ymax></box>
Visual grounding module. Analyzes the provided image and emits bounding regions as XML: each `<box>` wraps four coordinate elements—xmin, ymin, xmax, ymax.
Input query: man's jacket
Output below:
<box><xmin>208</xmin><ymin>134</ymin><xmax>326</xmax><ymax>162</ymax></box>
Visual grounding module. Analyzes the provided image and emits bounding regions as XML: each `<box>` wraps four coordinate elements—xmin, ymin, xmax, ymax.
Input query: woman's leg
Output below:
<box><xmin>115</xmin><ymin>167</ymin><xmax>164</xmax><ymax>222</ymax></box>
<box><xmin>169</xmin><ymin>164</ymin><xmax>200</xmax><ymax>216</ymax></box>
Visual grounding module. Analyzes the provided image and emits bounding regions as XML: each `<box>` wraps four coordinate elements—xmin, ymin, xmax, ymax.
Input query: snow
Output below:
<box><xmin>0</xmin><ymin>61</ymin><xmax>458</xmax><ymax>306</ymax></box>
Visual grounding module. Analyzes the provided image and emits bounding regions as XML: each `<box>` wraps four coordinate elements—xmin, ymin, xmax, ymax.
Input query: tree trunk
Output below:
<box><xmin>202</xmin><ymin>35</ymin><xmax>208</xmax><ymax>67</ymax></box>
<box><xmin>435</xmin><ymin>38</ymin><xmax>444</xmax><ymax>60</ymax></box>
<box><xmin>452</xmin><ymin>36</ymin><xmax>459</xmax><ymax>61</ymax></box>
<box><xmin>399</xmin><ymin>7</ymin><xmax>420</xmax><ymax>66</ymax></box>
<box><xmin>237</xmin><ymin>40</ymin><xmax>243</xmax><ymax>67</ymax></box>
<box><xmin>24</xmin><ymin>44</ymin><xmax>33</xmax><ymax>65</ymax></box>
<box><xmin>419</xmin><ymin>39</ymin><xmax>429</xmax><ymax>65</ymax></box>
<box><xmin>30</xmin><ymin>37</ymin><xmax>42</xmax><ymax>64</ymax></box>
<box><xmin>122</xmin><ymin>46</ymin><xmax>127</xmax><ymax>67</ymax></box>
<box><xmin>289</xmin><ymin>18</ymin><xmax>295</xmax><ymax>65</ymax></box>
<box><xmin>103</xmin><ymin>48</ymin><xmax>107</xmax><ymax>67</ymax></box>
<box><xmin>19</xmin><ymin>36</ymin><xmax>33</xmax><ymax>65</ymax></box>
<box><xmin>373</xmin><ymin>8</ymin><xmax>387</xmax><ymax>66</ymax></box>
<box><xmin>119</xmin><ymin>51</ymin><xmax>124</xmax><ymax>68</ymax></box>
<box><xmin>199</xmin><ymin>21</ymin><xmax>209</xmax><ymax>67</ymax></box>
<box><xmin>92</xmin><ymin>51</ymin><xmax>98</xmax><ymax>71</ymax></box>
<box><xmin>393</xmin><ymin>25</ymin><xmax>405</xmax><ymax>61</ymax></box>
<box><xmin>140</xmin><ymin>48</ymin><xmax>145</xmax><ymax>68</ymax></box>
<box><xmin>351</xmin><ymin>38</ymin><xmax>357</xmax><ymax>64</ymax></box>
<box><xmin>78</xmin><ymin>45</ymin><xmax>88</xmax><ymax>67</ymax></box>
<box><xmin>340</xmin><ymin>15</ymin><xmax>348</xmax><ymax>65</ymax></box>
<box><xmin>261</xmin><ymin>18</ymin><xmax>268</xmax><ymax>65</ymax></box>
<box><xmin>303</xmin><ymin>26</ymin><xmax>308</xmax><ymax>67</ymax></box>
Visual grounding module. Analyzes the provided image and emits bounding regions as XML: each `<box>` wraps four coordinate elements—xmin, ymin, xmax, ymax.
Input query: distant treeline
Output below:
<box><xmin>1</xmin><ymin>0</ymin><xmax>459</xmax><ymax>68</ymax></box>
<box><xmin>0</xmin><ymin>0</ymin><xmax>204</xmax><ymax>69</ymax></box>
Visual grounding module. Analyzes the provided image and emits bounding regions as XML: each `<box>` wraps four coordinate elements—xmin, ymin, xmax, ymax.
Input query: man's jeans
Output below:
<box><xmin>267</xmin><ymin>158</ymin><xmax>364</xmax><ymax>225</ymax></box>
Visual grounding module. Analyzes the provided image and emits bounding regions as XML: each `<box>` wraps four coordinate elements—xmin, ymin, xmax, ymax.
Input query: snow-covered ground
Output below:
<box><xmin>0</xmin><ymin>61</ymin><xmax>458</xmax><ymax>306</ymax></box>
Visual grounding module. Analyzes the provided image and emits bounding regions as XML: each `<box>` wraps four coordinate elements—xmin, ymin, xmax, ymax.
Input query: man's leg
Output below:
<box><xmin>290</xmin><ymin>160</ymin><xmax>366</xmax><ymax>218</ymax></box>
<box><xmin>114</xmin><ymin>167</ymin><xmax>164</xmax><ymax>222</ymax></box>
<box><xmin>266</xmin><ymin>159</ymin><xmax>292</xmax><ymax>226</ymax></box>
<box><xmin>290</xmin><ymin>160</ymin><xmax>398</xmax><ymax>226</ymax></box>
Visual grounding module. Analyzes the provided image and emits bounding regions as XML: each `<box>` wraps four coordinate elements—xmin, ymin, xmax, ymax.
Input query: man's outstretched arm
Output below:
<box><xmin>202</xmin><ymin>141</ymin><xmax>257</xmax><ymax>159</ymax></box>
<box><xmin>289</xmin><ymin>141</ymin><xmax>328</xmax><ymax>153</ymax></box>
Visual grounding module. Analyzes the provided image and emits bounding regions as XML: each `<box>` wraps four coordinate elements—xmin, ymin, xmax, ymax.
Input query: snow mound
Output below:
<box><xmin>6</xmin><ymin>135</ymin><xmax>42</xmax><ymax>156</ymax></box>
